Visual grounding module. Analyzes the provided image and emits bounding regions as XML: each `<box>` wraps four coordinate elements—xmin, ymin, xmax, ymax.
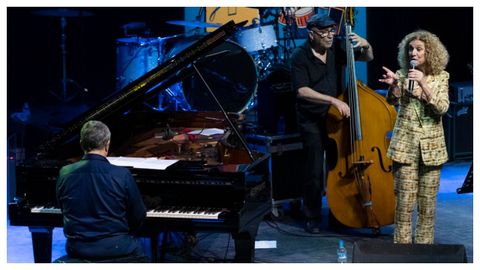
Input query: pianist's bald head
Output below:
<box><xmin>80</xmin><ymin>120</ymin><xmax>111</xmax><ymax>153</ymax></box>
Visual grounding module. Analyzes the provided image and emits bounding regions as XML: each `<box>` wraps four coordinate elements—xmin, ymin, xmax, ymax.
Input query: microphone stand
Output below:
<box><xmin>191</xmin><ymin>62</ymin><xmax>256</xmax><ymax>162</ymax></box>
<box><xmin>60</xmin><ymin>16</ymin><xmax>68</xmax><ymax>100</ymax></box>
<box><xmin>50</xmin><ymin>16</ymin><xmax>85</xmax><ymax>101</ymax></box>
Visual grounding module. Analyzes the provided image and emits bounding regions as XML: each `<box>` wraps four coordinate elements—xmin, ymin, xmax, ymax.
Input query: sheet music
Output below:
<box><xmin>188</xmin><ymin>128</ymin><xmax>224</xmax><ymax>136</ymax></box>
<box><xmin>107</xmin><ymin>157</ymin><xmax>178</xmax><ymax>170</ymax></box>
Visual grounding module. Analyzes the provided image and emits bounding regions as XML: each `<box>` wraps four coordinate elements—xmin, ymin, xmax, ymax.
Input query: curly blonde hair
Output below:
<box><xmin>397</xmin><ymin>30</ymin><xmax>449</xmax><ymax>75</ymax></box>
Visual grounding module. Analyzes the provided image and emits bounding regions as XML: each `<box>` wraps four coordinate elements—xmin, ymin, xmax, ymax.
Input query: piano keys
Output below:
<box><xmin>30</xmin><ymin>206</ymin><xmax>61</xmax><ymax>215</ymax></box>
<box><xmin>30</xmin><ymin>206</ymin><xmax>227</xmax><ymax>220</ymax></box>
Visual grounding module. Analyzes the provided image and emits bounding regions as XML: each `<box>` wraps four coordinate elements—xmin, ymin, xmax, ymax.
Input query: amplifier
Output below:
<box><xmin>246</xmin><ymin>133</ymin><xmax>304</xmax><ymax>204</ymax></box>
<box><xmin>443</xmin><ymin>102</ymin><xmax>473</xmax><ymax>160</ymax></box>
<box><xmin>450</xmin><ymin>81</ymin><xmax>473</xmax><ymax>104</ymax></box>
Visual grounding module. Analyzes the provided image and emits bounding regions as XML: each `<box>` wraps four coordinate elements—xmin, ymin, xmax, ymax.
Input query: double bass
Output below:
<box><xmin>325</xmin><ymin>8</ymin><xmax>397</xmax><ymax>230</ymax></box>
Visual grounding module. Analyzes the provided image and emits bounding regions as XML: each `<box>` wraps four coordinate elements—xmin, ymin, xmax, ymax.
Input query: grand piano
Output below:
<box><xmin>8</xmin><ymin>21</ymin><xmax>272</xmax><ymax>263</ymax></box>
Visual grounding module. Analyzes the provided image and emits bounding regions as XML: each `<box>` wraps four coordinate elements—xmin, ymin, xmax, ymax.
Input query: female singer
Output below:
<box><xmin>379</xmin><ymin>30</ymin><xmax>450</xmax><ymax>244</ymax></box>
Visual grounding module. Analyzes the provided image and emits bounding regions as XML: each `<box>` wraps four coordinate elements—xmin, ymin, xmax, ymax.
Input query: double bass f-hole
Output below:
<box><xmin>371</xmin><ymin>146</ymin><xmax>393</xmax><ymax>172</ymax></box>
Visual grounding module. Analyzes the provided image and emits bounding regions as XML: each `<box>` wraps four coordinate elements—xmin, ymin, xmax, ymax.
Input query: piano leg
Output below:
<box><xmin>29</xmin><ymin>226</ymin><xmax>54</xmax><ymax>263</ymax></box>
<box><xmin>159</xmin><ymin>230</ymin><xmax>170</xmax><ymax>262</ymax></box>
<box><xmin>232</xmin><ymin>231</ymin><xmax>255</xmax><ymax>262</ymax></box>
<box><xmin>145</xmin><ymin>231</ymin><xmax>168</xmax><ymax>262</ymax></box>
<box><xmin>148</xmin><ymin>233</ymin><xmax>161</xmax><ymax>263</ymax></box>
<box><xmin>232</xmin><ymin>201</ymin><xmax>270</xmax><ymax>262</ymax></box>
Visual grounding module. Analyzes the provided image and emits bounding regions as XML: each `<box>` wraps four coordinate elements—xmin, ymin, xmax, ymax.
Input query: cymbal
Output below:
<box><xmin>116</xmin><ymin>37</ymin><xmax>159</xmax><ymax>44</ymax></box>
<box><xmin>116</xmin><ymin>34</ymin><xmax>184</xmax><ymax>44</ymax></box>
<box><xmin>32</xmin><ymin>8</ymin><xmax>94</xmax><ymax>17</ymax></box>
<box><xmin>166</xmin><ymin>20</ymin><xmax>221</xmax><ymax>28</ymax></box>
<box><xmin>157</xmin><ymin>33</ymin><xmax>185</xmax><ymax>41</ymax></box>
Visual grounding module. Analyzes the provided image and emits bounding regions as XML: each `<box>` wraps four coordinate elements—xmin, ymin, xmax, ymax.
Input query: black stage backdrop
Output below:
<box><xmin>367</xmin><ymin>7</ymin><xmax>473</xmax><ymax>89</ymax></box>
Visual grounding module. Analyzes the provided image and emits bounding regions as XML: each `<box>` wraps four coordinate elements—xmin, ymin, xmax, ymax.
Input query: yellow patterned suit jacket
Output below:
<box><xmin>387</xmin><ymin>70</ymin><xmax>450</xmax><ymax>166</ymax></box>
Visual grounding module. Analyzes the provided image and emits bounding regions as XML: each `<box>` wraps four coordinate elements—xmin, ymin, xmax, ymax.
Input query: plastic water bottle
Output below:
<box><xmin>337</xmin><ymin>240</ymin><xmax>347</xmax><ymax>263</ymax></box>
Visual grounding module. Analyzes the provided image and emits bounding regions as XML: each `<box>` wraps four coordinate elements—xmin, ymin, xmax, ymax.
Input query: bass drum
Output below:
<box><xmin>166</xmin><ymin>37</ymin><xmax>258</xmax><ymax>113</ymax></box>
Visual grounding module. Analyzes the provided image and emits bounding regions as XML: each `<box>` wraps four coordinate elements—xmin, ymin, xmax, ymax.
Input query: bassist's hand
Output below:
<box><xmin>331</xmin><ymin>98</ymin><xmax>351</xmax><ymax>118</ymax></box>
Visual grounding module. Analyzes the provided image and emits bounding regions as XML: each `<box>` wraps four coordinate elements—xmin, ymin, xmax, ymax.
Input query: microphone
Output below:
<box><xmin>408</xmin><ymin>60</ymin><xmax>417</xmax><ymax>92</ymax></box>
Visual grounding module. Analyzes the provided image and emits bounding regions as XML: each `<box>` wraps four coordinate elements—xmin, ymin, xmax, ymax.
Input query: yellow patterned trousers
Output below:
<box><xmin>393</xmin><ymin>150</ymin><xmax>442</xmax><ymax>244</ymax></box>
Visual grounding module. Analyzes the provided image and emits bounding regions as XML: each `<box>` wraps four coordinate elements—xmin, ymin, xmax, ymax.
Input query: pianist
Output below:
<box><xmin>56</xmin><ymin>120</ymin><xmax>147</xmax><ymax>261</ymax></box>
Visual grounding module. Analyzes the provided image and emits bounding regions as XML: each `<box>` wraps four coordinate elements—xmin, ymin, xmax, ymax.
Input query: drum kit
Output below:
<box><xmin>31</xmin><ymin>7</ymin><xmax>306</xmax><ymax>112</ymax></box>
<box><xmin>116</xmin><ymin>19</ymin><xmax>273</xmax><ymax>113</ymax></box>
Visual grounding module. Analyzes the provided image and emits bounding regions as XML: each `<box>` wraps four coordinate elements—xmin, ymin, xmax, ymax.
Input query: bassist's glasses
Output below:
<box><xmin>310</xmin><ymin>28</ymin><xmax>337</xmax><ymax>38</ymax></box>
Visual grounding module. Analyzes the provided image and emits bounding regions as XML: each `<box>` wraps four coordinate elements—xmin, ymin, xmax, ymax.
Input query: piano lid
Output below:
<box><xmin>37</xmin><ymin>20</ymin><xmax>246</xmax><ymax>157</ymax></box>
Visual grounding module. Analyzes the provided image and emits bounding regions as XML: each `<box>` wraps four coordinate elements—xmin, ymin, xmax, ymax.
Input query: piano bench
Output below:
<box><xmin>53</xmin><ymin>254</ymin><xmax>150</xmax><ymax>263</ymax></box>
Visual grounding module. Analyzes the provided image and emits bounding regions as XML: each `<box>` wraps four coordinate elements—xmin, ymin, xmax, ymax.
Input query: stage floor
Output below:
<box><xmin>6</xmin><ymin>160</ymin><xmax>473</xmax><ymax>263</ymax></box>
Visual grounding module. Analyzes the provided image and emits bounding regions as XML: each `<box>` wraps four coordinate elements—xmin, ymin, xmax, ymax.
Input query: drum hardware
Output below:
<box><xmin>116</xmin><ymin>33</ymin><xmax>190</xmax><ymax>112</ymax></box>
<box><xmin>277</xmin><ymin>7</ymin><xmax>296</xmax><ymax>26</ymax></box>
<box><xmin>158</xmin><ymin>33</ymin><xmax>185</xmax><ymax>41</ymax></box>
<box><xmin>32</xmin><ymin>8</ymin><xmax>93</xmax><ymax>101</ymax></box>
<box><xmin>277</xmin><ymin>7</ymin><xmax>298</xmax><ymax>63</ymax></box>
<box><xmin>143</xmin><ymin>85</ymin><xmax>192</xmax><ymax>112</ymax></box>
<box><xmin>252</xmin><ymin>45</ymin><xmax>279</xmax><ymax>81</ymax></box>
<box><xmin>235</xmin><ymin>24</ymin><xmax>278</xmax><ymax>53</ymax></box>
<box><xmin>115</xmin><ymin>34</ymin><xmax>185</xmax><ymax>90</ymax></box>
<box><xmin>166</xmin><ymin>20</ymin><xmax>221</xmax><ymax>28</ymax></box>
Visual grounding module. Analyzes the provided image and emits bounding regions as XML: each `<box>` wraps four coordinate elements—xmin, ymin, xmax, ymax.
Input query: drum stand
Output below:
<box><xmin>277</xmin><ymin>9</ymin><xmax>296</xmax><ymax>63</ymax></box>
<box><xmin>143</xmin><ymin>84</ymin><xmax>192</xmax><ymax>112</ymax></box>
<box><xmin>50</xmin><ymin>16</ymin><xmax>86</xmax><ymax>101</ymax></box>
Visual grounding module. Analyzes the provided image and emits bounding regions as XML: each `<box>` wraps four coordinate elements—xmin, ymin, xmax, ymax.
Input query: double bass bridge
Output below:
<box><xmin>349</xmin><ymin>159</ymin><xmax>374</xmax><ymax>175</ymax></box>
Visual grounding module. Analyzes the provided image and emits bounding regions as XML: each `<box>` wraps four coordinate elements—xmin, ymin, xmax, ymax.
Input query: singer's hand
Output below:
<box><xmin>408</xmin><ymin>69</ymin><xmax>426</xmax><ymax>86</ymax></box>
<box><xmin>379</xmin><ymin>66</ymin><xmax>399</xmax><ymax>85</ymax></box>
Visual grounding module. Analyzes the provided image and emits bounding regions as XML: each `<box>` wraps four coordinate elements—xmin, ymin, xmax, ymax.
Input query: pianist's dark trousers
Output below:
<box><xmin>66</xmin><ymin>234</ymin><xmax>145</xmax><ymax>260</ymax></box>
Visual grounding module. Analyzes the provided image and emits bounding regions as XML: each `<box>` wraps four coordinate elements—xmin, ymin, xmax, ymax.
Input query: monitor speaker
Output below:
<box><xmin>352</xmin><ymin>240</ymin><xmax>467</xmax><ymax>263</ymax></box>
<box><xmin>443</xmin><ymin>103</ymin><xmax>472</xmax><ymax>160</ymax></box>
